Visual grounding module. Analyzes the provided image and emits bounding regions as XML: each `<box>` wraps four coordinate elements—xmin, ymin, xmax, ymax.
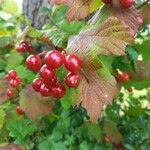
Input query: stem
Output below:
<box><xmin>136</xmin><ymin>0</ymin><xmax>150</xmax><ymax>9</ymax></box>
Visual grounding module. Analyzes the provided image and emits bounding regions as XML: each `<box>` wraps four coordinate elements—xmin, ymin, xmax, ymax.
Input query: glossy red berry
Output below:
<box><xmin>40</xmin><ymin>84</ymin><xmax>51</xmax><ymax>97</ymax></box>
<box><xmin>45</xmin><ymin>50</ymin><xmax>65</xmax><ymax>69</ymax></box>
<box><xmin>43</xmin><ymin>77</ymin><xmax>57</xmax><ymax>88</ymax></box>
<box><xmin>51</xmin><ymin>84</ymin><xmax>66</xmax><ymax>99</ymax></box>
<box><xmin>40</xmin><ymin>64</ymin><xmax>55</xmax><ymax>80</ymax></box>
<box><xmin>65</xmin><ymin>72</ymin><xmax>80</xmax><ymax>88</ymax></box>
<box><xmin>16</xmin><ymin>106</ymin><xmax>25</xmax><ymax>115</ymax></box>
<box><xmin>7</xmin><ymin>70</ymin><xmax>17</xmax><ymax>80</ymax></box>
<box><xmin>64</xmin><ymin>55</ymin><xmax>81</xmax><ymax>72</ymax></box>
<box><xmin>10</xmin><ymin>77</ymin><xmax>20</xmax><ymax>88</ymax></box>
<box><xmin>120</xmin><ymin>0</ymin><xmax>134</xmax><ymax>8</ymax></box>
<box><xmin>115</xmin><ymin>72</ymin><xmax>129</xmax><ymax>83</ymax></box>
<box><xmin>102</xmin><ymin>0</ymin><xmax>112</xmax><ymax>4</ymax></box>
<box><xmin>26</xmin><ymin>55</ymin><xmax>42</xmax><ymax>71</ymax></box>
<box><xmin>16</xmin><ymin>44</ymin><xmax>27</xmax><ymax>53</ymax></box>
<box><xmin>32</xmin><ymin>78</ymin><xmax>43</xmax><ymax>92</ymax></box>
<box><xmin>6</xmin><ymin>89</ymin><xmax>13</xmax><ymax>97</ymax></box>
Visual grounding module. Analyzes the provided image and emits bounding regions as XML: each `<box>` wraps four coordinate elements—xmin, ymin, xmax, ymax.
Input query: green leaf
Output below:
<box><xmin>0</xmin><ymin>36</ymin><xmax>13</xmax><ymax>48</ymax></box>
<box><xmin>28</xmin><ymin>27</ymin><xmax>43</xmax><ymax>38</ymax></box>
<box><xmin>60</xmin><ymin>88</ymin><xmax>77</xmax><ymax>109</ymax></box>
<box><xmin>6</xmin><ymin>51</ymin><xmax>24</xmax><ymax>71</ymax></box>
<box><xmin>0</xmin><ymin>58</ymin><xmax>6</xmax><ymax>71</ymax></box>
<box><xmin>79</xmin><ymin>141</ymin><xmax>90</xmax><ymax>150</ymax></box>
<box><xmin>125</xmin><ymin>46</ymin><xmax>138</xmax><ymax>61</ymax></box>
<box><xmin>79</xmin><ymin>122</ymin><xmax>102</xmax><ymax>142</ymax></box>
<box><xmin>0</xmin><ymin>109</ymin><xmax>6</xmax><ymax>130</ymax></box>
<box><xmin>135</xmin><ymin>38</ymin><xmax>150</xmax><ymax>62</ymax></box>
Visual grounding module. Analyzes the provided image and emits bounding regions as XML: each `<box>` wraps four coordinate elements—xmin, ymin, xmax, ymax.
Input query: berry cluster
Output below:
<box><xmin>16</xmin><ymin>41</ymin><xmax>33</xmax><ymax>53</ymax></box>
<box><xmin>26</xmin><ymin>50</ymin><xmax>81</xmax><ymax>98</ymax></box>
<box><xmin>102</xmin><ymin>0</ymin><xmax>134</xmax><ymax>8</ymax></box>
<box><xmin>115</xmin><ymin>72</ymin><xmax>129</xmax><ymax>83</ymax></box>
<box><xmin>5</xmin><ymin>70</ymin><xmax>21</xmax><ymax>97</ymax></box>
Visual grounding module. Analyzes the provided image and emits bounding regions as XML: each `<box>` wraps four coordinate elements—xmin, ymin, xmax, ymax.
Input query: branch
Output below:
<box><xmin>136</xmin><ymin>0</ymin><xmax>150</xmax><ymax>9</ymax></box>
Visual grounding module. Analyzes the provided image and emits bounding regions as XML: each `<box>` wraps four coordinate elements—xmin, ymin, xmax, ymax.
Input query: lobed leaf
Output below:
<box><xmin>67</xmin><ymin>17</ymin><xmax>134</xmax><ymax>70</ymax></box>
<box><xmin>20</xmin><ymin>85</ymin><xmax>55</xmax><ymax>120</ymax></box>
<box><xmin>77</xmin><ymin>68</ymin><xmax>117</xmax><ymax>122</ymax></box>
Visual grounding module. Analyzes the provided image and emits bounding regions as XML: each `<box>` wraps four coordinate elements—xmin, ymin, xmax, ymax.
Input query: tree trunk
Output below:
<box><xmin>22</xmin><ymin>0</ymin><xmax>49</xmax><ymax>29</ymax></box>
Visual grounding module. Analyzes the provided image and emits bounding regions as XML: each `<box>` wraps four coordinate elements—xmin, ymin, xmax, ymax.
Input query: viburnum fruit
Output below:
<box><xmin>64</xmin><ymin>54</ymin><xmax>81</xmax><ymax>72</ymax></box>
<box><xmin>32</xmin><ymin>78</ymin><xmax>43</xmax><ymax>92</ymax></box>
<box><xmin>16</xmin><ymin>41</ymin><xmax>33</xmax><ymax>53</ymax></box>
<box><xmin>65</xmin><ymin>72</ymin><xmax>80</xmax><ymax>88</ymax></box>
<box><xmin>51</xmin><ymin>84</ymin><xmax>66</xmax><ymax>99</ymax></box>
<box><xmin>16</xmin><ymin>106</ymin><xmax>25</xmax><ymax>115</ymax></box>
<box><xmin>6</xmin><ymin>70</ymin><xmax>17</xmax><ymax>80</ymax></box>
<box><xmin>102</xmin><ymin>0</ymin><xmax>112</xmax><ymax>4</ymax></box>
<box><xmin>45</xmin><ymin>50</ymin><xmax>65</xmax><ymax>69</ymax></box>
<box><xmin>115</xmin><ymin>72</ymin><xmax>129</xmax><ymax>83</ymax></box>
<box><xmin>43</xmin><ymin>77</ymin><xmax>57</xmax><ymax>88</ymax></box>
<box><xmin>6</xmin><ymin>89</ymin><xmax>13</xmax><ymax>97</ymax></box>
<box><xmin>26</xmin><ymin>55</ymin><xmax>42</xmax><ymax>71</ymax></box>
<box><xmin>120</xmin><ymin>0</ymin><xmax>134</xmax><ymax>8</ymax></box>
<box><xmin>40</xmin><ymin>84</ymin><xmax>51</xmax><ymax>97</ymax></box>
<box><xmin>10</xmin><ymin>77</ymin><xmax>21</xmax><ymax>88</ymax></box>
<box><xmin>40</xmin><ymin>64</ymin><xmax>55</xmax><ymax>80</ymax></box>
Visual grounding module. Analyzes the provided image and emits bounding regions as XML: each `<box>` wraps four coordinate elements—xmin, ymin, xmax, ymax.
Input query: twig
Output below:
<box><xmin>136</xmin><ymin>0</ymin><xmax>150</xmax><ymax>9</ymax></box>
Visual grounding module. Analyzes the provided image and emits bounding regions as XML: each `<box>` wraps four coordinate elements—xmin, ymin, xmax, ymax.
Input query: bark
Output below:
<box><xmin>22</xmin><ymin>0</ymin><xmax>50</xmax><ymax>29</ymax></box>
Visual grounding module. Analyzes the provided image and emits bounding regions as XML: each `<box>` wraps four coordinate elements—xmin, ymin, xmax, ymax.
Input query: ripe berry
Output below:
<box><xmin>65</xmin><ymin>72</ymin><xmax>80</xmax><ymax>88</ymax></box>
<box><xmin>10</xmin><ymin>77</ymin><xmax>20</xmax><ymax>88</ymax></box>
<box><xmin>45</xmin><ymin>50</ymin><xmax>65</xmax><ymax>69</ymax></box>
<box><xmin>26</xmin><ymin>55</ymin><xmax>42</xmax><ymax>71</ymax></box>
<box><xmin>64</xmin><ymin>55</ymin><xmax>81</xmax><ymax>72</ymax></box>
<box><xmin>43</xmin><ymin>77</ymin><xmax>57</xmax><ymax>88</ymax></box>
<box><xmin>40</xmin><ymin>84</ymin><xmax>51</xmax><ymax>97</ymax></box>
<box><xmin>7</xmin><ymin>70</ymin><xmax>17</xmax><ymax>80</ymax></box>
<box><xmin>120</xmin><ymin>0</ymin><xmax>134</xmax><ymax>8</ymax></box>
<box><xmin>40</xmin><ymin>64</ymin><xmax>55</xmax><ymax>80</ymax></box>
<box><xmin>16</xmin><ymin>106</ymin><xmax>25</xmax><ymax>115</ymax></box>
<box><xmin>16</xmin><ymin>44</ymin><xmax>27</xmax><ymax>53</ymax></box>
<box><xmin>115</xmin><ymin>72</ymin><xmax>129</xmax><ymax>83</ymax></box>
<box><xmin>32</xmin><ymin>78</ymin><xmax>43</xmax><ymax>92</ymax></box>
<box><xmin>102</xmin><ymin>0</ymin><xmax>112</xmax><ymax>4</ymax></box>
<box><xmin>51</xmin><ymin>84</ymin><xmax>66</xmax><ymax>99</ymax></box>
<box><xmin>6</xmin><ymin>89</ymin><xmax>13</xmax><ymax>97</ymax></box>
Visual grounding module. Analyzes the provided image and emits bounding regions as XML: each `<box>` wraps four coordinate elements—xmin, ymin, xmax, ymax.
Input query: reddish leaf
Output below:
<box><xmin>20</xmin><ymin>85</ymin><xmax>55</xmax><ymax>119</ymax></box>
<box><xmin>0</xmin><ymin>144</ymin><xmax>24</xmax><ymax>150</ymax></box>
<box><xmin>129</xmin><ymin>61</ymin><xmax>150</xmax><ymax>81</ymax></box>
<box><xmin>67</xmin><ymin>17</ymin><xmax>134</xmax><ymax>70</ymax></box>
<box><xmin>77</xmin><ymin>69</ymin><xmax>117</xmax><ymax>122</ymax></box>
<box><xmin>48</xmin><ymin>0</ymin><xmax>101</xmax><ymax>21</ymax></box>
<box><xmin>89</xmin><ymin>5</ymin><xmax>141</xmax><ymax>36</ymax></box>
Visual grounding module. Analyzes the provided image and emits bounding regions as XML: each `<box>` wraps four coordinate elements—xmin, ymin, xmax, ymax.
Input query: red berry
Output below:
<box><xmin>51</xmin><ymin>84</ymin><xmax>66</xmax><ymax>99</ymax></box>
<box><xmin>26</xmin><ymin>55</ymin><xmax>42</xmax><ymax>71</ymax></box>
<box><xmin>40</xmin><ymin>84</ymin><xmax>51</xmax><ymax>97</ymax></box>
<box><xmin>45</xmin><ymin>50</ymin><xmax>65</xmax><ymax>69</ymax></box>
<box><xmin>64</xmin><ymin>55</ymin><xmax>81</xmax><ymax>72</ymax></box>
<box><xmin>7</xmin><ymin>70</ymin><xmax>17</xmax><ymax>79</ymax></box>
<box><xmin>65</xmin><ymin>72</ymin><xmax>80</xmax><ymax>88</ymax></box>
<box><xmin>10</xmin><ymin>77</ymin><xmax>20</xmax><ymax>88</ymax></box>
<box><xmin>120</xmin><ymin>0</ymin><xmax>134</xmax><ymax>8</ymax></box>
<box><xmin>104</xmin><ymin>136</ymin><xmax>111</xmax><ymax>143</ymax></box>
<box><xmin>27</xmin><ymin>44</ymin><xmax>33</xmax><ymax>53</ymax></box>
<box><xmin>43</xmin><ymin>77</ymin><xmax>57</xmax><ymax>88</ymax></box>
<box><xmin>32</xmin><ymin>78</ymin><xmax>43</xmax><ymax>92</ymax></box>
<box><xmin>102</xmin><ymin>0</ymin><xmax>112</xmax><ymax>4</ymax></box>
<box><xmin>16</xmin><ymin>106</ymin><xmax>25</xmax><ymax>115</ymax></box>
<box><xmin>6</xmin><ymin>89</ymin><xmax>13</xmax><ymax>97</ymax></box>
<box><xmin>16</xmin><ymin>44</ymin><xmax>27</xmax><ymax>53</ymax></box>
<box><xmin>40</xmin><ymin>64</ymin><xmax>55</xmax><ymax>80</ymax></box>
<box><xmin>115</xmin><ymin>72</ymin><xmax>129</xmax><ymax>83</ymax></box>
